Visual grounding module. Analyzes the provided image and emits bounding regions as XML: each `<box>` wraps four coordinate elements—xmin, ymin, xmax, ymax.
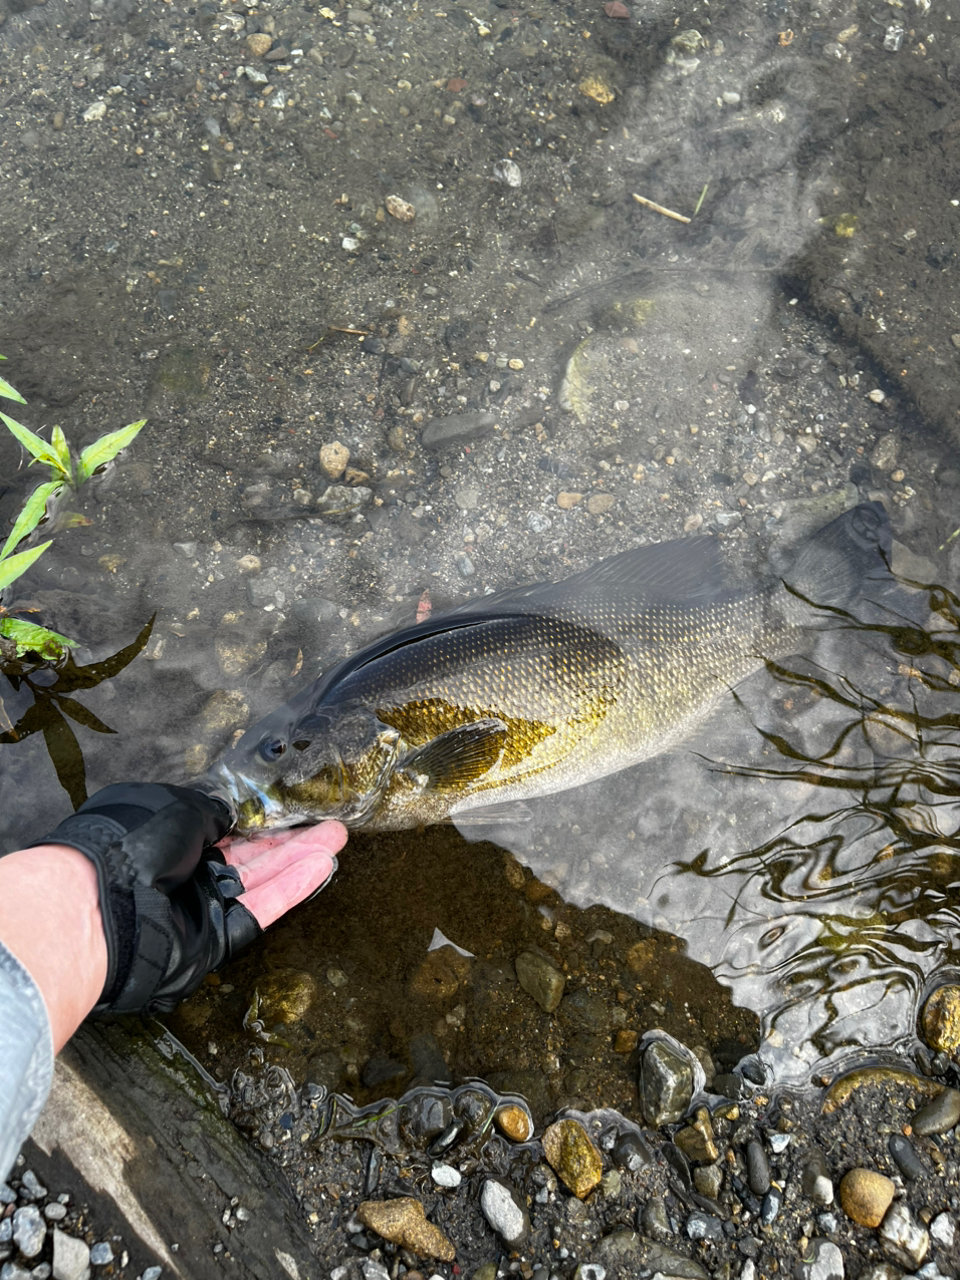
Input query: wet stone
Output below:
<box><xmin>911</xmin><ymin>1086</ymin><xmax>960</xmax><ymax>1135</ymax></box>
<box><xmin>12</xmin><ymin>1208</ymin><xmax>45</xmax><ymax>1258</ymax></box>
<box><xmin>636</xmin><ymin>1240</ymin><xmax>709</xmax><ymax>1279</ymax></box>
<box><xmin>929</xmin><ymin>1212</ymin><xmax>956</xmax><ymax>1248</ymax></box>
<box><xmin>760</xmin><ymin>1187</ymin><xmax>783</xmax><ymax>1226</ymax></box>
<box><xmin>693</xmin><ymin>1164</ymin><xmax>722</xmax><ymax>1199</ymax></box>
<box><xmin>479</xmin><ymin>1179</ymin><xmax>529</xmax><ymax>1248</ymax></box>
<box><xmin>357</xmin><ymin>1199</ymin><xmax>454</xmax><ymax>1262</ymax></box>
<box><xmin>51</xmin><ymin>1229</ymin><xmax>90</xmax><ymax>1280</ymax></box>
<box><xmin>639</xmin><ymin>1038</ymin><xmax>694</xmax><ymax>1126</ymax></box>
<box><xmin>42</xmin><ymin>1204</ymin><xmax>66</xmax><ymax>1222</ymax></box>
<box><xmin>612</xmin><ymin>1130</ymin><xmax>651</xmax><ymax>1173</ymax></box>
<box><xmin>746</xmin><ymin>1139</ymin><xmax>771</xmax><ymax>1194</ymax></box>
<box><xmin>801</xmin><ymin>1149</ymin><xmax>835</xmax><ymax>1207</ymax></box>
<box><xmin>674</xmin><ymin>1121</ymin><xmax>717</xmax><ymax>1166</ymax></box>
<box><xmin>686</xmin><ymin>1212</ymin><xmax>723</xmax><ymax>1240</ymax></box>
<box><xmin>316</xmin><ymin>484</ymin><xmax>371</xmax><ymax>516</ymax></box>
<box><xmin>800</xmin><ymin>1239</ymin><xmax>844</xmax><ymax>1280</ymax></box>
<box><xmin>430</xmin><ymin>1163</ymin><xmax>461</xmax><ymax>1189</ymax></box>
<box><xmin>89</xmin><ymin>1243</ymin><xmax>114</xmax><ymax>1266</ymax></box>
<box><xmin>514</xmin><ymin>950</ymin><xmax>565</xmax><ymax>1013</ymax></box>
<box><xmin>421</xmin><ymin>411</ymin><xmax>496</xmax><ymax>450</ymax></box>
<box><xmin>494</xmin><ymin>1104</ymin><xmax>533</xmax><ymax>1143</ymax></box>
<box><xmin>19</xmin><ymin>1173</ymin><xmax>46</xmax><ymax>1201</ymax></box>
<box><xmin>879</xmin><ymin>1201</ymin><xmax>929</xmax><ymax>1270</ymax></box>
<box><xmin>926</xmin><ymin>983</ymin><xmax>960</xmax><ymax>1054</ymax></box>
<box><xmin>542</xmin><ymin>1118</ymin><xmax>604</xmax><ymax>1199</ymax></box>
<box><xmin>888</xmin><ymin>1133</ymin><xmax>925</xmax><ymax>1180</ymax></box>
<box><xmin>839</xmin><ymin>1168</ymin><xmax>895</xmax><ymax>1228</ymax></box>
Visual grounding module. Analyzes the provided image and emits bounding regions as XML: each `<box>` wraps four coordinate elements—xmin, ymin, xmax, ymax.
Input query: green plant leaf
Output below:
<box><xmin>0</xmin><ymin>374</ymin><xmax>27</xmax><ymax>405</ymax></box>
<box><xmin>77</xmin><ymin>418</ymin><xmax>147</xmax><ymax>483</ymax></box>
<box><xmin>0</xmin><ymin>411</ymin><xmax>68</xmax><ymax>476</ymax></box>
<box><xmin>50</xmin><ymin>425</ymin><xmax>73</xmax><ymax>478</ymax></box>
<box><xmin>0</xmin><ymin>540</ymin><xmax>52</xmax><ymax>592</ymax></box>
<box><xmin>0</xmin><ymin>617</ymin><xmax>75</xmax><ymax>660</ymax></box>
<box><xmin>0</xmin><ymin>482</ymin><xmax>63</xmax><ymax>562</ymax></box>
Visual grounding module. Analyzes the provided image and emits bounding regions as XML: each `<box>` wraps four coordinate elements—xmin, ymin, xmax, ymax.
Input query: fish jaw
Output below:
<box><xmin>200</xmin><ymin>761</ymin><xmax>303</xmax><ymax>834</ymax></box>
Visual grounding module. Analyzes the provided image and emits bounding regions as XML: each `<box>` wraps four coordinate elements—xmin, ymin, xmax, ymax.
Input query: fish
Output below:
<box><xmin>206</xmin><ymin>502</ymin><xmax>893</xmax><ymax>834</ymax></box>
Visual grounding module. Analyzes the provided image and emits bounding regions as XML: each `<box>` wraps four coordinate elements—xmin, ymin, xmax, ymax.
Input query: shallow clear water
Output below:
<box><xmin>1</xmin><ymin>0</ymin><xmax>959</xmax><ymax>1101</ymax></box>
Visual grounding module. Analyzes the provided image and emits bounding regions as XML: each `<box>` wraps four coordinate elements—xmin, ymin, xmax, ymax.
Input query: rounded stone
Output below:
<box><xmin>494</xmin><ymin>1104</ymin><xmax>533</xmax><ymax>1143</ymax></box>
<box><xmin>255</xmin><ymin>969</ymin><xmax>317</xmax><ymax>1024</ymax></box>
<box><xmin>912</xmin><ymin>1085</ymin><xmax>960</xmax><ymax>1136</ymax></box>
<box><xmin>480</xmin><ymin>1179</ymin><xmax>529</xmax><ymax>1247</ymax></box>
<box><xmin>245</xmin><ymin>33</ymin><xmax>273</xmax><ymax>57</ymax></box>
<box><xmin>920</xmin><ymin>985</ymin><xmax>960</xmax><ymax>1054</ymax></box>
<box><xmin>839</xmin><ymin>1168</ymin><xmax>895</xmax><ymax>1228</ymax></box>
<box><xmin>586</xmin><ymin>492</ymin><xmax>615</xmax><ymax>516</ymax></box>
<box><xmin>542</xmin><ymin>1118</ymin><xmax>604</xmax><ymax>1199</ymax></box>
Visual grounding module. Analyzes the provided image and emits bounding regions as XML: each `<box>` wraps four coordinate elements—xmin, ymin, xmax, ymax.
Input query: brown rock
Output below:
<box><xmin>921</xmin><ymin>984</ymin><xmax>960</xmax><ymax>1054</ymax></box>
<box><xmin>357</xmin><ymin>1198</ymin><xmax>455</xmax><ymax>1262</ymax></box>
<box><xmin>494</xmin><ymin>1104</ymin><xmax>533</xmax><ymax>1143</ymax></box>
<box><xmin>587</xmin><ymin>492</ymin><xmax>615</xmax><ymax>515</ymax></box>
<box><xmin>839</xmin><ymin>1168</ymin><xmax>895</xmax><ymax>1228</ymax></box>
<box><xmin>614</xmin><ymin>1029</ymin><xmax>639</xmax><ymax>1054</ymax></box>
<box><xmin>385</xmin><ymin>194</ymin><xmax>416</xmax><ymax>222</ymax></box>
<box><xmin>556</xmin><ymin>491</ymin><xmax>583</xmax><ymax>509</ymax></box>
<box><xmin>319</xmin><ymin>440</ymin><xmax>349</xmax><ymax>479</ymax></box>
<box><xmin>245</xmin><ymin>33</ymin><xmax>273</xmax><ymax>57</ymax></box>
<box><xmin>542</xmin><ymin>1118</ymin><xmax>603</xmax><ymax>1199</ymax></box>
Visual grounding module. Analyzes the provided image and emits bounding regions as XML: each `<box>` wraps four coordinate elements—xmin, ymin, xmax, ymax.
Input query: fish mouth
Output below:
<box><xmin>195</xmin><ymin>763</ymin><xmax>295</xmax><ymax>835</ymax></box>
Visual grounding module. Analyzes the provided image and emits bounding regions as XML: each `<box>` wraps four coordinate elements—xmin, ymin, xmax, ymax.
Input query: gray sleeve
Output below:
<box><xmin>0</xmin><ymin>940</ymin><xmax>54</xmax><ymax>1185</ymax></box>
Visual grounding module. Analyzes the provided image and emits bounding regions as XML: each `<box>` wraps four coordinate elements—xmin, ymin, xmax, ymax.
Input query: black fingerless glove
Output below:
<box><xmin>31</xmin><ymin>782</ymin><xmax>261</xmax><ymax>1015</ymax></box>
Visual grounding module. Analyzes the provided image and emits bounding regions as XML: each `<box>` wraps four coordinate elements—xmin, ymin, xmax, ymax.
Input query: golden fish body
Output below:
<box><xmin>209</xmin><ymin>503</ymin><xmax>891</xmax><ymax>833</ymax></box>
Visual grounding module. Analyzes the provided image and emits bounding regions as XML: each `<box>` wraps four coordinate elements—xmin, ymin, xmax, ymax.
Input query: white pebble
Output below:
<box><xmin>431</xmin><ymin>1163</ymin><xmax>461</xmax><ymax>1188</ymax></box>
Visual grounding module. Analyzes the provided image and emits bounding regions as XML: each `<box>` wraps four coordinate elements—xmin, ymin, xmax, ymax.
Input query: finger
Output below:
<box><xmin>221</xmin><ymin>822</ymin><xmax>348</xmax><ymax>888</ymax></box>
<box><xmin>240</xmin><ymin>850</ymin><xmax>339</xmax><ymax>929</ymax></box>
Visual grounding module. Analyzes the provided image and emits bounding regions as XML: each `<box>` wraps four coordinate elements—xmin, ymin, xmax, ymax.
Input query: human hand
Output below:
<box><xmin>30</xmin><ymin>783</ymin><xmax>347</xmax><ymax>1016</ymax></box>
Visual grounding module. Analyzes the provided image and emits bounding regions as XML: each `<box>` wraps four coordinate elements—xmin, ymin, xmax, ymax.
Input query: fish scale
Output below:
<box><xmin>206</xmin><ymin>503</ymin><xmax>894</xmax><ymax>833</ymax></box>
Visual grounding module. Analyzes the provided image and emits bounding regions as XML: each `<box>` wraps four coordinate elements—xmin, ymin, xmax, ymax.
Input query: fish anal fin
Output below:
<box><xmin>402</xmin><ymin>717</ymin><xmax>507</xmax><ymax>791</ymax></box>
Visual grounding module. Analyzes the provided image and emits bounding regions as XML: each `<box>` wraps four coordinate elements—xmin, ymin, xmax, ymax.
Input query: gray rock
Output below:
<box><xmin>761</xmin><ymin>1187</ymin><xmax>782</xmax><ymax>1225</ymax></box>
<box><xmin>929</xmin><ymin>1212</ymin><xmax>955</xmax><ymax>1248</ymax></box>
<box><xmin>12</xmin><ymin>1207</ymin><xmax>45</xmax><ymax>1259</ymax></box>
<box><xmin>879</xmin><ymin>1201</ymin><xmax>929</xmax><ymax>1270</ymax></box>
<box><xmin>573</xmin><ymin>1266</ymin><xmax>605</xmax><ymax>1280</ymax></box>
<box><xmin>52</xmin><ymin>1229</ymin><xmax>90</xmax><ymax>1280</ymax></box>
<box><xmin>421</xmin><ymin>411</ymin><xmax>496</xmax><ymax>450</ymax></box>
<box><xmin>592</xmin><ymin>1228</ymin><xmax>640</xmax><ymax>1267</ymax></box>
<box><xmin>19</xmin><ymin>1173</ymin><xmax>46</xmax><ymax>1201</ymax></box>
<box><xmin>360</xmin><ymin>1262</ymin><xmax>390</xmax><ymax>1280</ymax></box>
<box><xmin>639</xmin><ymin>1039</ymin><xmax>694</xmax><ymax>1126</ymax></box>
<box><xmin>801</xmin><ymin>1148</ymin><xmax>834</xmax><ymax>1207</ymax></box>
<box><xmin>316</xmin><ymin>484</ymin><xmax>372</xmax><ymax>516</ymax></box>
<box><xmin>0</xmin><ymin>1220</ymin><xmax>9</xmax><ymax>1244</ymax></box>
<box><xmin>858</xmin><ymin>1267</ymin><xmax>902</xmax><ymax>1280</ymax></box>
<box><xmin>42</xmin><ymin>1204</ymin><xmax>67</xmax><ymax>1222</ymax></box>
<box><xmin>89</xmin><ymin>1244</ymin><xmax>114</xmax><ymax>1267</ymax></box>
<box><xmin>635</xmin><ymin>1240</ymin><xmax>709</xmax><ymax>1280</ymax></box>
<box><xmin>800</xmin><ymin>1239</ymin><xmax>844</xmax><ymax>1280</ymax></box>
<box><xmin>430</xmin><ymin>1163</ymin><xmax>461</xmax><ymax>1189</ymax></box>
<box><xmin>888</xmin><ymin>1134</ymin><xmax>925</xmax><ymax>1180</ymax></box>
<box><xmin>480</xmin><ymin>1178</ymin><xmax>529</xmax><ymax>1247</ymax></box>
<box><xmin>685</xmin><ymin>1212</ymin><xmax>723</xmax><ymax>1240</ymax></box>
<box><xmin>0</xmin><ymin>1185</ymin><xmax>15</xmax><ymax>1205</ymax></box>
<box><xmin>912</xmin><ymin>1087</ymin><xmax>960</xmax><ymax>1136</ymax></box>
<box><xmin>746</xmin><ymin>1140</ymin><xmax>770</xmax><ymax>1195</ymax></box>
<box><xmin>141</xmin><ymin>1269</ymin><xmax>163</xmax><ymax>1280</ymax></box>
<box><xmin>514</xmin><ymin>950</ymin><xmax>565</xmax><ymax>1013</ymax></box>
<box><xmin>1</xmin><ymin>1263</ymin><xmax>32</xmax><ymax>1280</ymax></box>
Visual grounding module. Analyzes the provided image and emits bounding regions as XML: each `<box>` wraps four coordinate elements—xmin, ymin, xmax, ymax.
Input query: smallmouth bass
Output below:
<box><xmin>208</xmin><ymin>503</ymin><xmax>893</xmax><ymax>833</ymax></box>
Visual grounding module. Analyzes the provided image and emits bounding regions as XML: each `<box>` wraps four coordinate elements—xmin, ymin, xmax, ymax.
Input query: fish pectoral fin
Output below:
<box><xmin>451</xmin><ymin>801</ymin><xmax>534</xmax><ymax>826</ymax></box>
<box><xmin>401</xmin><ymin>717</ymin><xmax>507</xmax><ymax>791</ymax></box>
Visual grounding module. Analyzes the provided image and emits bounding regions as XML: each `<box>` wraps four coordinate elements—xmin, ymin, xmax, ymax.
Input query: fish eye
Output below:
<box><xmin>258</xmin><ymin>736</ymin><xmax>287</xmax><ymax>762</ymax></box>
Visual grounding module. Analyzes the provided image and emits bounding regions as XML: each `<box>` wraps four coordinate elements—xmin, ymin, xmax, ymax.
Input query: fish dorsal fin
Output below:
<box><xmin>458</xmin><ymin>534</ymin><xmax>733</xmax><ymax>614</ymax></box>
<box><xmin>401</xmin><ymin>717</ymin><xmax>507</xmax><ymax>791</ymax></box>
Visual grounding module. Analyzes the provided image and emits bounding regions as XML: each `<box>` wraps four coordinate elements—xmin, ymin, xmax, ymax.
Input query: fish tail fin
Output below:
<box><xmin>781</xmin><ymin>501</ymin><xmax>893</xmax><ymax>617</ymax></box>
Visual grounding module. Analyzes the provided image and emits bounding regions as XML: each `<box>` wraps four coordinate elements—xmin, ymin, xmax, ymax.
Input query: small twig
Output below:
<box><xmin>632</xmin><ymin>192</ymin><xmax>691</xmax><ymax>224</ymax></box>
<box><xmin>693</xmin><ymin>183</ymin><xmax>709</xmax><ymax>217</ymax></box>
<box><xmin>306</xmin><ymin>326</ymin><xmax>372</xmax><ymax>351</ymax></box>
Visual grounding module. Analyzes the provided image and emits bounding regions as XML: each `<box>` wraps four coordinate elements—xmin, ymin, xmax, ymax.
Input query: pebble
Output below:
<box><xmin>888</xmin><ymin>1133</ymin><xmax>925</xmax><ymax>1180</ymax></box>
<box><xmin>760</xmin><ymin>1187</ymin><xmax>782</xmax><ymax>1226</ymax></box>
<box><xmin>141</xmin><ymin>1268</ymin><xmax>163</xmax><ymax>1280</ymax></box>
<box><xmin>89</xmin><ymin>1243</ymin><xmax>114</xmax><ymax>1266</ymax></box>
<box><xmin>385</xmin><ymin>194</ymin><xmax>415</xmax><ymax>222</ymax></box>
<box><xmin>674</xmin><ymin>1110</ymin><xmax>718</xmax><ymax>1165</ymax></box>
<box><xmin>542</xmin><ymin>1119</ymin><xmax>604</xmax><ymax>1199</ymax></box>
<box><xmin>800</xmin><ymin>1238</ymin><xmax>844</xmax><ymax>1280</ymax></box>
<box><xmin>686</xmin><ymin>1212</ymin><xmax>723</xmax><ymax>1240</ymax></box>
<box><xmin>319</xmin><ymin>440</ymin><xmax>350</xmax><ymax>479</ymax></box>
<box><xmin>693</xmin><ymin>1164</ymin><xmax>722</xmax><ymax>1199</ymax></box>
<box><xmin>357</xmin><ymin>1199</ymin><xmax>455</xmax><ymax>1262</ymax></box>
<box><xmin>920</xmin><ymin>985</ymin><xmax>960</xmax><ymax>1054</ymax></box>
<box><xmin>316</xmin><ymin>484</ymin><xmax>371</xmax><ymax>516</ymax></box>
<box><xmin>82</xmin><ymin>100</ymin><xmax>107</xmax><ymax>122</ymax></box>
<box><xmin>479</xmin><ymin>1179</ymin><xmax>529</xmax><ymax>1247</ymax></box>
<box><xmin>245</xmin><ymin>33</ymin><xmax>272</xmax><ymax>57</ymax></box>
<box><xmin>879</xmin><ymin>1201</ymin><xmax>929</xmax><ymax>1270</ymax></box>
<box><xmin>556</xmin><ymin>491</ymin><xmax>583</xmax><ymax>509</ymax></box>
<box><xmin>838</xmin><ymin>1168</ymin><xmax>895</xmax><ymax>1228</ymax></box>
<box><xmin>430</xmin><ymin>1164</ymin><xmax>461</xmax><ymax>1189</ymax></box>
<box><xmin>42</xmin><ymin>1204</ymin><xmax>67</xmax><ymax>1222</ymax></box>
<box><xmin>911</xmin><ymin>1086</ymin><xmax>960</xmax><ymax>1136</ymax></box>
<box><xmin>421</xmin><ymin>411</ymin><xmax>496</xmax><ymax>450</ymax></box>
<box><xmin>746</xmin><ymin>1139</ymin><xmax>771</xmax><ymax>1194</ymax></box>
<box><xmin>493</xmin><ymin>160</ymin><xmax>521</xmax><ymax>188</ymax></box>
<box><xmin>526</xmin><ymin>511</ymin><xmax>552</xmax><ymax>533</ymax></box>
<box><xmin>801</xmin><ymin>1150</ymin><xmax>835</xmax><ymax>1207</ymax></box>
<box><xmin>929</xmin><ymin>1212</ymin><xmax>955</xmax><ymax>1248</ymax></box>
<box><xmin>12</xmin><ymin>1207</ymin><xmax>45</xmax><ymax>1258</ymax></box>
<box><xmin>51</xmin><ymin>1229</ymin><xmax>90</xmax><ymax>1280</ymax></box>
<box><xmin>514</xmin><ymin>949</ymin><xmax>565</xmax><ymax>1013</ymax></box>
<box><xmin>639</xmin><ymin>1038</ymin><xmax>694</xmax><ymax>1126</ymax></box>
<box><xmin>19</xmin><ymin>1174</ymin><xmax>46</xmax><ymax>1202</ymax></box>
<box><xmin>587</xmin><ymin>493</ymin><xmax>615</xmax><ymax>516</ymax></box>
<box><xmin>494</xmin><ymin>1104</ymin><xmax>533</xmax><ymax>1143</ymax></box>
